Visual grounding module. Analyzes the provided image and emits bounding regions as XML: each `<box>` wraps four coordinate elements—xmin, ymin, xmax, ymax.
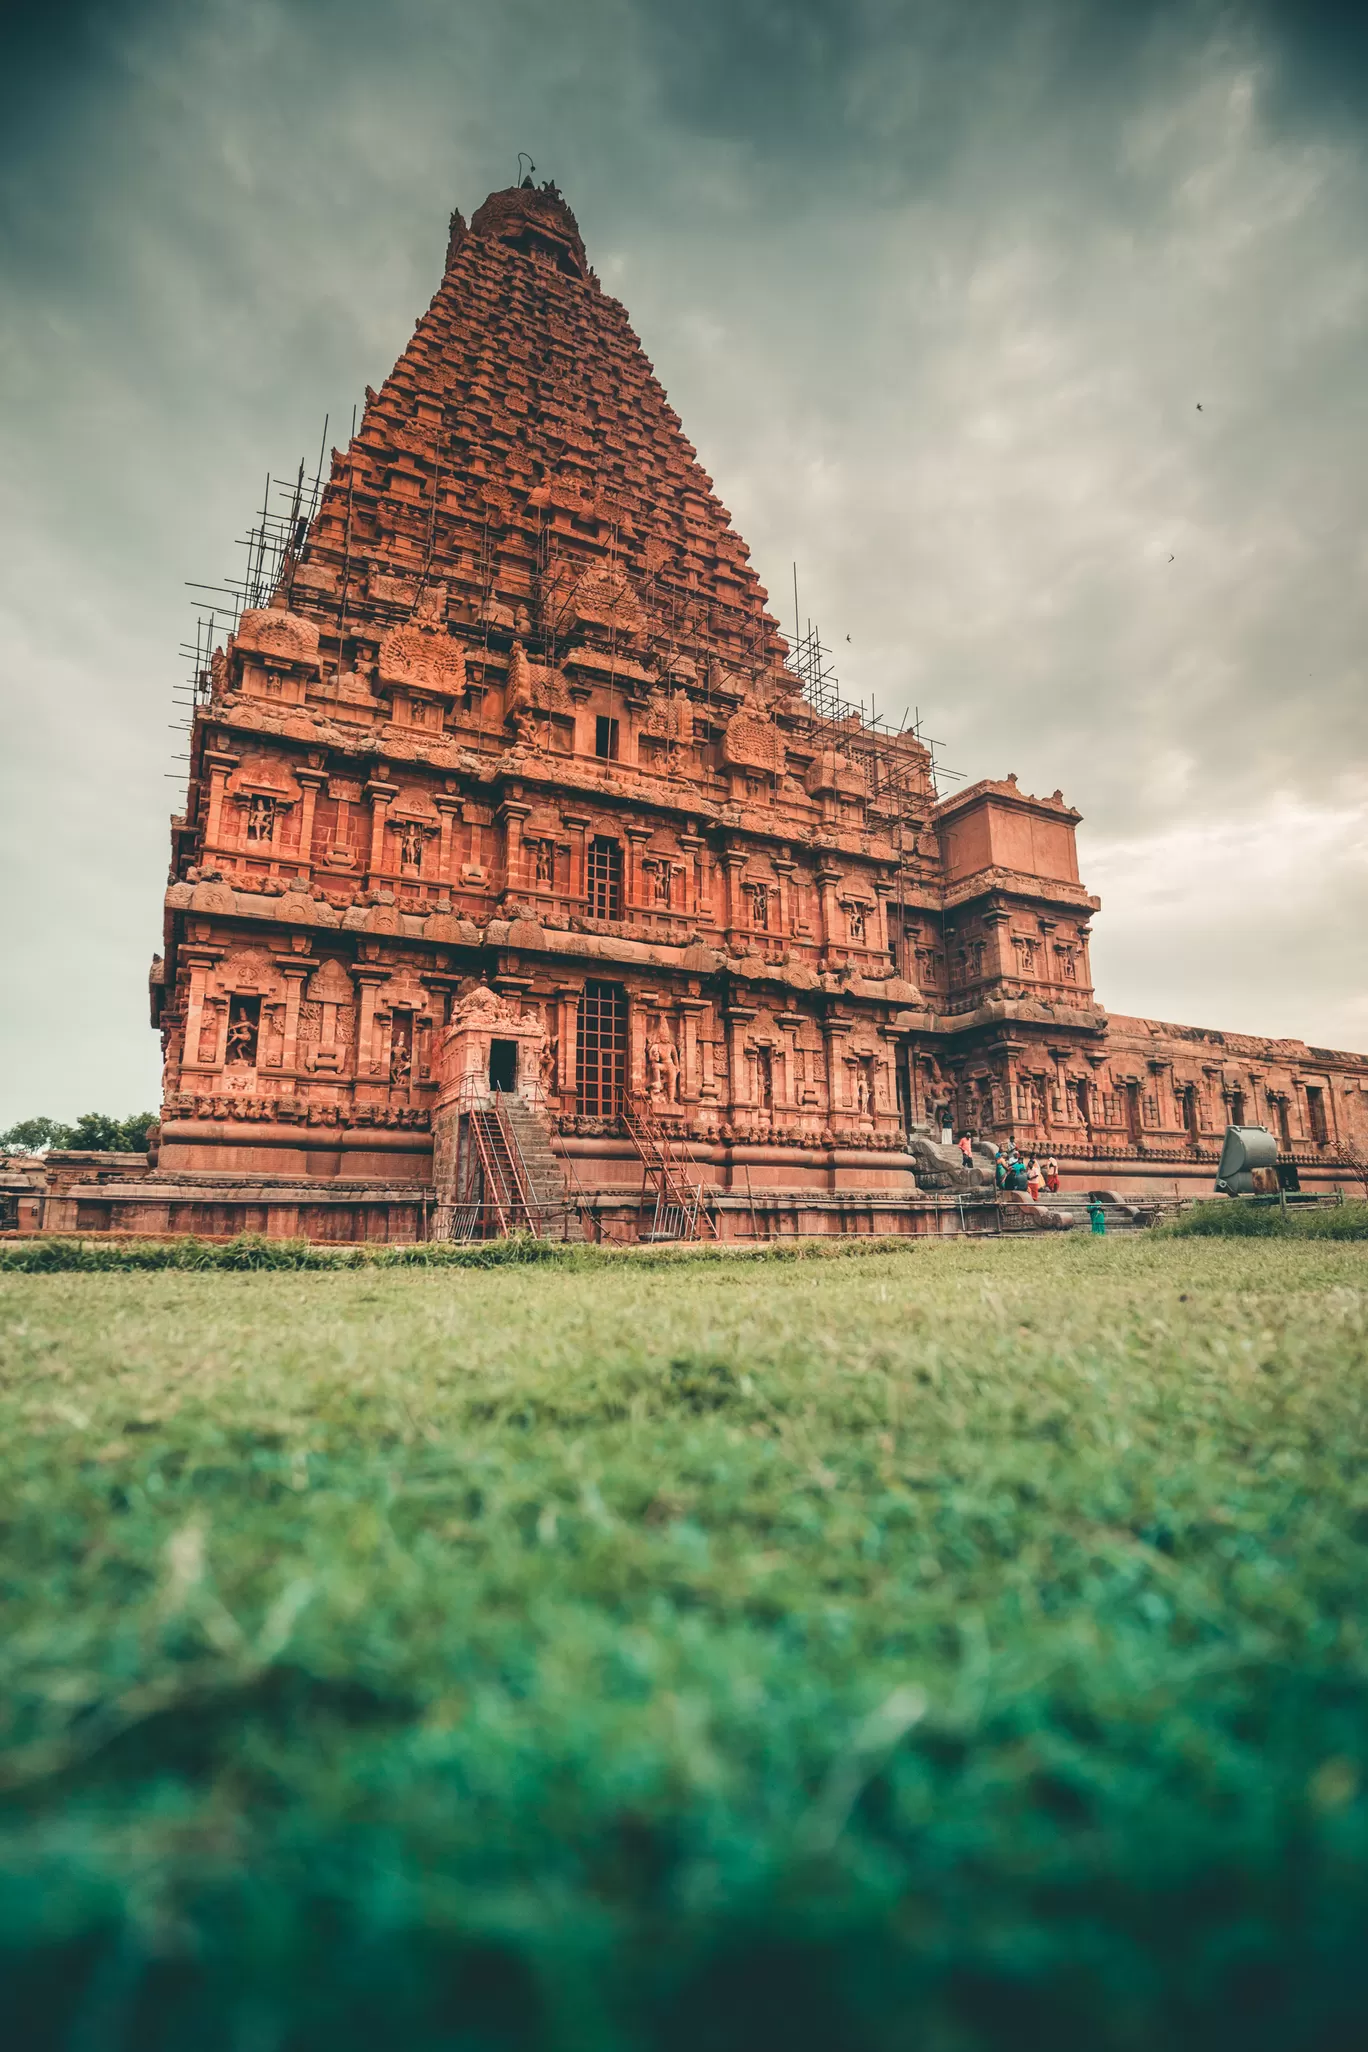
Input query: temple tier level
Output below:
<box><xmin>39</xmin><ymin>179</ymin><xmax>1367</xmax><ymax>1239</ymax></box>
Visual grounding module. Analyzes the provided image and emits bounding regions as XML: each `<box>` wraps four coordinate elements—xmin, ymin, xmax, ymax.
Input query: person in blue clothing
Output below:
<box><xmin>1088</xmin><ymin>1199</ymin><xmax>1107</xmax><ymax>1235</ymax></box>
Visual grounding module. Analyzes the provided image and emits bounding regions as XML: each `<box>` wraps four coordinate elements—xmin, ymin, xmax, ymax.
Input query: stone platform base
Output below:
<box><xmin>5</xmin><ymin>1151</ymin><xmax>1059</xmax><ymax>1244</ymax></box>
<box><xmin>7</xmin><ymin>1138</ymin><xmax>1355</xmax><ymax>1245</ymax></box>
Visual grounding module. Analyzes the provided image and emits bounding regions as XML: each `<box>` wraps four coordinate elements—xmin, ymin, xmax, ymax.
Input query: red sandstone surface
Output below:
<box><xmin>12</xmin><ymin>182</ymin><xmax>1366</xmax><ymax>1239</ymax></box>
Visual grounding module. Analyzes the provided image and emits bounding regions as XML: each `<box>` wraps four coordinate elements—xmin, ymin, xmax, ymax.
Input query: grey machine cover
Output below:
<box><xmin>1215</xmin><ymin>1124</ymin><xmax>1278</xmax><ymax>1195</ymax></box>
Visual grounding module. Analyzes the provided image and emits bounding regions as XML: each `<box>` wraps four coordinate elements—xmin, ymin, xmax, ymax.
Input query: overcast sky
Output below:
<box><xmin>2</xmin><ymin>0</ymin><xmax>1366</xmax><ymax>1123</ymax></box>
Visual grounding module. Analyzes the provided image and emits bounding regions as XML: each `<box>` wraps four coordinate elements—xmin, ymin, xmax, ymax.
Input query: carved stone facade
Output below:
<box><xmin>103</xmin><ymin>178</ymin><xmax>1365</xmax><ymax>1237</ymax></box>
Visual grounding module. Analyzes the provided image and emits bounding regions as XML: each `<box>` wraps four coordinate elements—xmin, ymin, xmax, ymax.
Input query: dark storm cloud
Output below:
<box><xmin>1</xmin><ymin>0</ymin><xmax>1365</xmax><ymax>1119</ymax></box>
<box><xmin>1255</xmin><ymin>0</ymin><xmax>1368</xmax><ymax>127</ymax></box>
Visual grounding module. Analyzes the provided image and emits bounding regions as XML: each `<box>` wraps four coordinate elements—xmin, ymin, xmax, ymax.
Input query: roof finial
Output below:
<box><xmin>517</xmin><ymin>150</ymin><xmax>536</xmax><ymax>190</ymax></box>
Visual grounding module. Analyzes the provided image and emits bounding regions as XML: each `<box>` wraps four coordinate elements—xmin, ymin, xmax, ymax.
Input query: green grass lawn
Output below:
<box><xmin>3</xmin><ymin>1237</ymin><xmax>1368</xmax><ymax>2050</ymax></box>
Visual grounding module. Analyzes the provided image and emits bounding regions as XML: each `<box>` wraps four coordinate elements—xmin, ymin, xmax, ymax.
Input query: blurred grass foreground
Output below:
<box><xmin>3</xmin><ymin>1236</ymin><xmax>1368</xmax><ymax>2051</ymax></box>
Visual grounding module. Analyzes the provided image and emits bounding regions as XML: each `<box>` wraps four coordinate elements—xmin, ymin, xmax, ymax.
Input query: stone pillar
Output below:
<box><xmin>823</xmin><ymin>1019</ymin><xmax>851</xmax><ymax>1118</ymax></box>
<box><xmin>816</xmin><ymin>866</ymin><xmax>842</xmax><ymax>959</ymax></box>
<box><xmin>279</xmin><ymin>962</ymin><xmax>311</xmax><ymax>1077</ymax></box>
<box><xmin>1000</xmin><ymin>1045</ymin><xmax>1023</xmax><ymax>1138</ymax></box>
<box><xmin>628</xmin><ymin>996</ymin><xmax>648</xmax><ymax>1102</ymax></box>
<box><xmin>678</xmin><ymin>833</ymin><xmax>703</xmax><ymax>918</ymax></box>
<box><xmin>699</xmin><ymin>1005</ymin><xmax>721</xmax><ymax>1104</ymax></box>
<box><xmin>556</xmin><ymin>986</ymin><xmax>579</xmax><ymax>1105</ymax></box>
<box><xmin>677</xmin><ymin>997</ymin><xmax>707</xmax><ymax>1103</ymax></box>
<box><xmin>294</xmin><ymin>769</ymin><xmax>326</xmax><ymax>879</ymax></box>
<box><xmin>905</xmin><ymin>1042</ymin><xmax>923</xmax><ymax>1127</ymax></box>
<box><xmin>626</xmin><ymin>826</ymin><xmax>651</xmax><ymax>913</ymax></box>
<box><xmin>726</xmin><ymin>1005</ymin><xmax>757</xmax><ymax>1112</ymax></box>
<box><xmin>499</xmin><ymin>798</ymin><xmax>531</xmax><ymax>895</ymax></box>
<box><xmin>875</xmin><ymin>1034</ymin><xmax>898</xmax><ymax>1119</ymax></box>
<box><xmin>198</xmin><ymin>998</ymin><xmax>227</xmax><ymax>1072</ymax></box>
<box><xmin>983</xmin><ymin>909</ymin><xmax>1011</xmax><ymax>982</ymax></box>
<box><xmin>355</xmin><ymin>972</ymin><xmax>389</xmax><ymax>1081</ymax></box>
<box><xmin>180</xmin><ymin>949</ymin><xmax>222</xmax><ymax>1076</ymax></box>
<box><xmin>365</xmin><ymin>780</ymin><xmax>397</xmax><ymax>888</ymax></box>
<box><xmin>773</xmin><ymin>859</ymin><xmax>796</xmax><ymax>936</ymax></box>
<box><xmin>434</xmin><ymin>795</ymin><xmax>462</xmax><ymax>890</ymax></box>
<box><xmin>563</xmin><ymin>812</ymin><xmax>590</xmax><ymax>909</ymax></box>
<box><xmin>200</xmin><ymin>749</ymin><xmax>241</xmax><ymax>862</ymax></box>
<box><xmin>723</xmin><ymin>852</ymin><xmax>746</xmax><ymax>949</ymax></box>
<box><xmin>776</xmin><ymin>1011</ymin><xmax>805</xmax><ymax>1111</ymax></box>
<box><xmin>873</xmin><ymin>882</ymin><xmax>894</xmax><ymax>964</ymax></box>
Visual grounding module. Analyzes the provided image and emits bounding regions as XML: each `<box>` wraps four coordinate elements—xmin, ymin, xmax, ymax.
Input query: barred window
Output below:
<box><xmin>587</xmin><ymin>836</ymin><xmax>622</xmax><ymax>920</ymax></box>
<box><xmin>576</xmin><ymin>980</ymin><xmax>627</xmax><ymax>1117</ymax></box>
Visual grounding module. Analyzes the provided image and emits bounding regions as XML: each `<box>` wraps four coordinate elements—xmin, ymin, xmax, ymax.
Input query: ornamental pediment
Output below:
<box><xmin>569</xmin><ymin>567</ymin><xmax>649</xmax><ymax>640</ymax></box>
<box><xmin>229</xmin><ymin>755</ymin><xmax>301</xmax><ymax>801</ymax></box>
<box><xmin>641</xmin><ymin>684</ymin><xmax>693</xmax><ymax>742</ymax></box>
<box><xmin>377</xmin><ymin>585</ymin><xmax>466</xmax><ymax>696</ymax></box>
<box><xmin>235</xmin><ymin>606</ymin><xmax>320</xmax><ymax>667</ymax></box>
<box><xmin>805</xmin><ymin>749</ymin><xmax>868</xmax><ymax>799</ymax></box>
<box><xmin>388</xmin><ymin>785</ymin><xmax>440</xmax><ymax>823</ymax></box>
<box><xmin>723</xmin><ymin>709</ymin><xmax>785</xmax><ymax>776</ymax></box>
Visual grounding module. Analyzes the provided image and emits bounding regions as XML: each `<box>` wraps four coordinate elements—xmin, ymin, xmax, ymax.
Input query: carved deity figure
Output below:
<box><xmin>647</xmin><ymin>1034</ymin><xmax>681</xmax><ymax>1104</ymax></box>
<box><xmin>246</xmin><ymin>795</ymin><xmax>276</xmax><ymax>844</ymax></box>
<box><xmin>390</xmin><ymin>1043</ymin><xmax>412</xmax><ymax>1087</ymax></box>
<box><xmin>226</xmin><ymin>1014</ymin><xmax>258</xmax><ymax>1066</ymax></box>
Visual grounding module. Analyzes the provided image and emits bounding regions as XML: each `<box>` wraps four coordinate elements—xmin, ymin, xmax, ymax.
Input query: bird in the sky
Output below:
<box><xmin>1168</xmin><ymin>554</ymin><xmax>1175</xmax><ymax>563</ymax></box>
<box><xmin>846</xmin><ymin>634</ymin><xmax>852</xmax><ymax>643</ymax></box>
<box><xmin>1196</xmin><ymin>403</ymin><xmax>1204</xmax><ymax>411</ymax></box>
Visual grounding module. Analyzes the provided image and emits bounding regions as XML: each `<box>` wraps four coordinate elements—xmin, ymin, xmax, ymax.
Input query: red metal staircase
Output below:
<box><xmin>466</xmin><ymin>1099</ymin><xmax>534</xmax><ymax>1235</ymax></box>
<box><xmin>436</xmin><ymin>1078</ymin><xmax>588</xmax><ymax>1242</ymax></box>
<box><xmin>620</xmin><ymin>1096</ymin><xmax>718</xmax><ymax>1240</ymax></box>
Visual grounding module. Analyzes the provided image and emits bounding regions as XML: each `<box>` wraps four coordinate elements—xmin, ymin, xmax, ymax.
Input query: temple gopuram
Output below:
<box><xmin>18</xmin><ymin>181</ymin><xmax>1368</xmax><ymax>1239</ymax></box>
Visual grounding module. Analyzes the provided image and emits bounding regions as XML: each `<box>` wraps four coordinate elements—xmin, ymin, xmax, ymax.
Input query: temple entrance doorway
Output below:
<box><xmin>489</xmin><ymin>1039</ymin><xmax>518</xmax><ymax>1093</ymax></box>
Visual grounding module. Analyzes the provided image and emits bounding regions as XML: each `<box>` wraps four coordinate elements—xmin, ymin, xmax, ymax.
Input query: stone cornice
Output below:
<box><xmin>934</xmin><ymin>776</ymin><xmax>1081</xmax><ymax>825</ymax></box>
<box><xmin>941</xmin><ymin>866</ymin><xmax>1100</xmax><ymax>914</ymax></box>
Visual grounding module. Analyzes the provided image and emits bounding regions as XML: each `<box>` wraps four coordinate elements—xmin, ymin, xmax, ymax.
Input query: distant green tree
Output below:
<box><xmin>0</xmin><ymin>1113</ymin><xmax>156</xmax><ymax>1155</ymax></box>
<box><xmin>0</xmin><ymin>1117</ymin><xmax>70</xmax><ymax>1155</ymax></box>
<box><xmin>66</xmin><ymin>1112</ymin><xmax>158</xmax><ymax>1153</ymax></box>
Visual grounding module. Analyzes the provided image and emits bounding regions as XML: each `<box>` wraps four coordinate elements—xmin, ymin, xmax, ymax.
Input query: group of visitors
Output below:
<box><xmin>953</xmin><ymin>1131</ymin><xmax>1106</xmax><ymax>1230</ymax></box>
<box><xmin>954</xmin><ymin>1131</ymin><xmax>1109</xmax><ymax>1232</ymax></box>
<box><xmin>989</xmin><ymin>1143</ymin><xmax>1059</xmax><ymax>1200</ymax></box>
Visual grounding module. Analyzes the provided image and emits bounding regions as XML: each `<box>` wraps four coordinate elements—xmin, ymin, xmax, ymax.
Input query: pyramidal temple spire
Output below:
<box><xmin>289</xmin><ymin>179</ymin><xmax>788</xmax><ymax>677</ymax></box>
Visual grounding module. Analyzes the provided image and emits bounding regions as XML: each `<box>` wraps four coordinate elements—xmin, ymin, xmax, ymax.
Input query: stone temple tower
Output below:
<box><xmin>124</xmin><ymin>179</ymin><xmax>1368</xmax><ymax>1241</ymax></box>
